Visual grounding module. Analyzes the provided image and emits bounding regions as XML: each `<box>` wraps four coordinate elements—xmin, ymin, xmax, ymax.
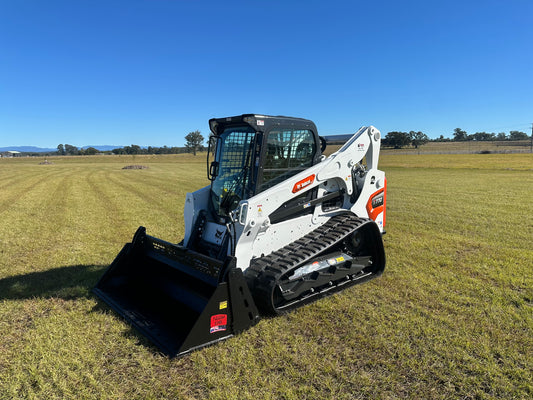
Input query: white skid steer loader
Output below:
<box><xmin>94</xmin><ymin>114</ymin><xmax>386</xmax><ymax>357</ymax></box>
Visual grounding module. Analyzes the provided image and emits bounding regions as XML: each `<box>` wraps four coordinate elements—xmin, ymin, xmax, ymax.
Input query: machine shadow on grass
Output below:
<box><xmin>0</xmin><ymin>264</ymin><xmax>107</xmax><ymax>301</ymax></box>
<box><xmin>0</xmin><ymin>264</ymin><xmax>162</xmax><ymax>352</ymax></box>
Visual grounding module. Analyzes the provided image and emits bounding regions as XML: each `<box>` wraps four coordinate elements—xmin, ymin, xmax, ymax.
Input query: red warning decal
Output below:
<box><xmin>210</xmin><ymin>314</ymin><xmax>228</xmax><ymax>334</ymax></box>
<box><xmin>292</xmin><ymin>174</ymin><xmax>315</xmax><ymax>193</ymax></box>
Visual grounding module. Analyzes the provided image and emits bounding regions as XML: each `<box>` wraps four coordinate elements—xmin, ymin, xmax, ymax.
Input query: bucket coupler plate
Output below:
<box><xmin>93</xmin><ymin>227</ymin><xmax>260</xmax><ymax>357</ymax></box>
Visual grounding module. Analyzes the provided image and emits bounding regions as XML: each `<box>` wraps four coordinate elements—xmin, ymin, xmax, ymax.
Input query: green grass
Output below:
<box><xmin>0</xmin><ymin>153</ymin><xmax>532</xmax><ymax>399</ymax></box>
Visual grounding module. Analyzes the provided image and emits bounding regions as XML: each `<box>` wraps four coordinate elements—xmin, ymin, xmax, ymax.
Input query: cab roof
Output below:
<box><xmin>209</xmin><ymin>114</ymin><xmax>317</xmax><ymax>135</ymax></box>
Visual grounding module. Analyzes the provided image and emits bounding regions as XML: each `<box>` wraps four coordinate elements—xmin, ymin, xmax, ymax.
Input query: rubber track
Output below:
<box><xmin>245</xmin><ymin>213</ymin><xmax>372</xmax><ymax>315</ymax></box>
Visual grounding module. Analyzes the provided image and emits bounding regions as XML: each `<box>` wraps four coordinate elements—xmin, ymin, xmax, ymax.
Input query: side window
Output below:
<box><xmin>260</xmin><ymin>129</ymin><xmax>316</xmax><ymax>191</ymax></box>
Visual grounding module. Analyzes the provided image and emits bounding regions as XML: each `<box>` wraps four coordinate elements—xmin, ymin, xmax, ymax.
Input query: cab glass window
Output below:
<box><xmin>260</xmin><ymin>129</ymin><xmax>316</xmax><ymax>191</ymax></box>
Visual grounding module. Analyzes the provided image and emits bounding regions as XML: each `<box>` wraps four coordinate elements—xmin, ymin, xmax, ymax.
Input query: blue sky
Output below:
<box><xmin>1</xmin><ymin>0</ymin><xmax>532</xmax><ymax>148</ymax></box>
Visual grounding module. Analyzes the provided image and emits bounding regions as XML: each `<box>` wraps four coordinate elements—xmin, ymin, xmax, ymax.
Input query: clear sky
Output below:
<box><xmin>1</xmin><ymin>0</ymin><xmax>532</xmax><ymax>148</ymax></box>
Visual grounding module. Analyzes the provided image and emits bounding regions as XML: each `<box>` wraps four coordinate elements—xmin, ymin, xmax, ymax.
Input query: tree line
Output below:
<box><xmin>449</xmin><ymin>128</ymin><xmax>529</xmax><ymax>142</ymax></box>
<box><xmin>56</xmin><ymin>131</ymin><xmax>206</xmax><ymax>156</ymax></box>
<box><xmin>55</xmin><ymin>127</ymin><xmax>530</xmax><ymax>155</ymax></box>
<box><xmin>383</xmin><ymin>129</ymin><xmax>530</xmax><ymax>149</ymax></box>
<box><xmin>56</xmin><ymin>143</ymin><xmax>195</xmax><ymax>155</ymax></box>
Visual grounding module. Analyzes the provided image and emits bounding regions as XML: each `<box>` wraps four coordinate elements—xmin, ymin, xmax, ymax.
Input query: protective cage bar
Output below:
<box><xmin>93</xmin><ymin>227</ymin><xmax>260</xmax><ymax>357</ymax></box>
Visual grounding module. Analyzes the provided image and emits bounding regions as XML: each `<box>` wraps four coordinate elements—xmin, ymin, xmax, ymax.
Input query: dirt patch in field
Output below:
<box><xmin>122</xmin><ymin>165</ymin><xmax>149</xmax><ymax>170</ymax></box>
<box><xmin>39</xmin><ymin>160</ymin><xmax>53</xmax><ymax>165</ymax></box>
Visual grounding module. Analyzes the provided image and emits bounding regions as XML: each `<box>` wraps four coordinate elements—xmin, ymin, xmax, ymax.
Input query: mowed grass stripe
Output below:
<box><xmin>105</xmin><ymin>163</ymin><xmax>208</xmax><ymax>203</ymax></box>
<box><xmin>0</xmin><ymin>166</ymin><xmax>69</xmax><ymax>216</ymax></box>
<box><xmin>81</xmin><ymin>166</ymin><xmax>179</xmax><ymax>258</ymax></box>
<box><xmin>103</xmin><ymin>170</ymin><xmax>178</xmax><ymax>217</ymax></box>
<box><xmin>0</xmin><ymin>166</ymin><xmax>74</xmax><ymax>242</ymax></box>
<box><xmin>0</xmin><ymin>166</ymin><xmax>30</xmax><ymax>190</ymax></box>
<box><xmin>53</xmin><ymin>167</ymin><xmax>133</xmax><ymax>265</ymax></box>
<box><xmin>384</xmin><ymin>166</ymin><xmax>532</xmax><ymax>393</ymax></box>
<box><xmin>386</xmin><ymin>167</ymin><xmax>533</xmax><ymax>249</ymax></box>
<box><xmin>94</xmin><ymin>169</ymin><xmax>182</xmax><ymax>241</ymax></box>
<box><xmin>386</xmin><ymin>166</ymin><xmax>532</xmax><ymax>295</ymax></box>
<box><xmin>83</xmin><ymin>169</ymin><xmax>133</xmax><ymax>236</ymax></box>
<box><xmin>0</xmin><ymin>166</ymin><xmax>88</xmax><ymax>275</ymax></box>
<box><xmin>99</xmin><ymin>164</ymin><xmax>206</xmax><ymax>239</ymax></box>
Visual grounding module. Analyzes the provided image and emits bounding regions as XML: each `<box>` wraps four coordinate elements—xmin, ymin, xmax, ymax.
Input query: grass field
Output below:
<box><xmin>0</xmin><ymin>153</ymin><xmax>532</xmax><ymax>399</ymax></box>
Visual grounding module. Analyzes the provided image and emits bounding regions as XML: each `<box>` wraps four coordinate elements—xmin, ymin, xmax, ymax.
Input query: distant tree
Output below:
<box><xmin>453</xmin><ymin>128</ymin><xmax>467</xmax><ymax>141</ymax></box>
<box><xmin>384</xmin><ymin>131</ymin><xmax>411</xmax><ymax>149</ymax></box>
<box><xmin>124</xmin><ymin>144</ymin><xmax>141</xmax><ymax>155</ymax></box>
<box><xmin>509</xmin><ymin>131</ymin><xmax>528</xmax><ymax>141</ymax></box>
<box><xmin>497</xmin><ymin>132</ymin><xmax>507</xmax><ymax>141</ymax></box>
<box><xmin>157</xmin><ymin>145</ymin><xmax>170</xmax><ymax>154</ymax></box>
<box><xmin>472</xmin><ymin>132</ymin><xmax>482</xmax><ymax>141</ymax></box>
<box><xmin>112</xmin><ymin>147</ymin><xmax>126</xmax><ymax>155</ymax></box>
<box><xmin>435</xmin><ymin>135</ymin><xmax>450</xmax><ymax>142</ymax></box>
<box><xmin>57</xmin><ymin>144</ymin><xmax>66</xmax><ymax>155</ymax></box>
<box><xmin>84</xmin><ymin>147</ymin><xmax>99</xmax><ymax>155</ymax></box>
<box><xmin>185</xmin><ymin>130</ymin><xmax>204</xmax><ymax>156</ymax></box>
<box><xmin>409</xmin><ymin>131</ymin><xmax>429</xmax><ymax>148</ymax></box>
<box><xmin>64</xmin><ymin>144</ymin><xmax>79</xmax><ymax>155</ymax></box>
<box><xmin>472</xmin><ymin>132</ymin><xmax>495</xmax><ymax>141</ymax></box>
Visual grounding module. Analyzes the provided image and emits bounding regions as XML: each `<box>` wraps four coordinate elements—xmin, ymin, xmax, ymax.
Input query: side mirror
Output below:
<box><xmin>319</xmin><ymin>136</ymin><xmax>327</xmax><ymax>153</ymax></box>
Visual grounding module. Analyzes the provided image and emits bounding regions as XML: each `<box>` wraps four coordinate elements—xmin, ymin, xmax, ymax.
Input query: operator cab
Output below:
<box><xmin>208</xmin><ymin>114</ymin><xmax>322</xmax><ymax>221</ymax></box>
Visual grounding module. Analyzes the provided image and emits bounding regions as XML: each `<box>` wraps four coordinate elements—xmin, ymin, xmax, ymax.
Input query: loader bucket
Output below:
<box><xmin>93</xmin><ymin>227</ymin><xmax>260</xmax><ymax>357</ymax></box>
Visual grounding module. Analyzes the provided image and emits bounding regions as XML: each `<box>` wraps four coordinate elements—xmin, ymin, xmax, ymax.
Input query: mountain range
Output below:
<box><xmin>0</xmin><ymin>145</ymin><xmax>123</xmax><ymax>153</ymax></box>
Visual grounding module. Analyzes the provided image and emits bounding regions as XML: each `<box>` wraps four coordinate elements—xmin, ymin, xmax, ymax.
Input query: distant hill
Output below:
<box><xmin>0</xmin><ymin>146</ymin><xmax>57</xmax><ymax>153</ymax></box>
<box><xmin>0</xmin><ymin>145</ymin><xmax>126</xmax><ymax>153</ymax></box>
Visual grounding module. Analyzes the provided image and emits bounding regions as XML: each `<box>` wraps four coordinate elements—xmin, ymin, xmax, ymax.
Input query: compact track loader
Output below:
<box><xmin>94</xmin><ymin>114</ymin><xmax>386</xmax><ymax>357</ymax></box>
